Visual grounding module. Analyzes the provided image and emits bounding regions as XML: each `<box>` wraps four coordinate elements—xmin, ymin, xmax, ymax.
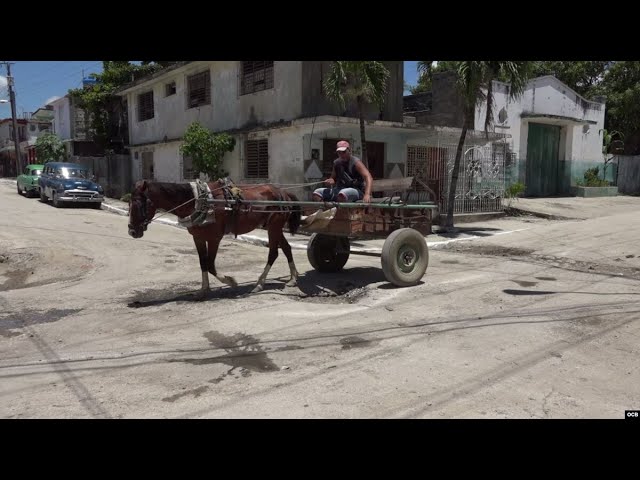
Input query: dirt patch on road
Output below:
<box><xmin>0</xmin><ymin>308</ymin><xmax>83</xmax><ymax>337</ymax></box>
<box><xmin>166</xmin><ymin>331</ymin><xmax>280</xmax><ymax>385</ymax></box>
<box><xmin>437</xmin><ymin>244</ymin><xmax>535</xmax><ymax>257</ymax></box>
<box><xmin>0</xmin><ymin>245</ymin><xmax>94</xmax><ymax>292</ymax></box>
<box><xmin>438</xmin><ymin>242</ymin><xmax>640</xmax><ymax>280</ymax></box>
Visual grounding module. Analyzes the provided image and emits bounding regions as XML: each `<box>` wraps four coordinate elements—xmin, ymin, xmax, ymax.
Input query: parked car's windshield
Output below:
<box><xmin>31</xmin><ymin>169</ymin><xmax>42</xmax><ymax>175</ymax></box>
<box><xmin>57</xmin><ymin>167</ymin><xmax>89</xmax><ymax>179</ymax></box>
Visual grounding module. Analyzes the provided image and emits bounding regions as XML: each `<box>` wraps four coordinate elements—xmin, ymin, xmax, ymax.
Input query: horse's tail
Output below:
<box><xmin>285</xmin><ymin>191</ymin><xmax>302</xmax><ymax>235</ymax></box>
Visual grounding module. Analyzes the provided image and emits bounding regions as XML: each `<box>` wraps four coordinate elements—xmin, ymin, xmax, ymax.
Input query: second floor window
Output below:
<box><xmin>245</xmin><ymin>139</ymin><xmax>269</xmax><ymax>178</ymax></box>
<box><xmin>240</xmin><ymin>61</ymin><xmax>274</xmax><ymax>95</ymax></box>
<box><xmin>138</xmin><ymin>91</ymin><xmax>154</xmax><ymax>122</ymax></box>
<box><xmin>187</xmin><ymin>70</ymin><xmax>211</xmax><ymax>108</ymax></box>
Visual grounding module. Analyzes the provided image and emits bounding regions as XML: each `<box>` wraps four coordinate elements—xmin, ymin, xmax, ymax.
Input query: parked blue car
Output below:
<box><xmin>39</xmin><ymin>162</ymin><xmax>104</xmax><ymax>208</ymax></box>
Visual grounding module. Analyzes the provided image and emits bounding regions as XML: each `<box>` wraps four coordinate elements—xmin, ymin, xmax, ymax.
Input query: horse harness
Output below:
<box><xmin>178</xmin><ymin>178</ymin><xmax>245</xmax><ymax>235</ymax></box>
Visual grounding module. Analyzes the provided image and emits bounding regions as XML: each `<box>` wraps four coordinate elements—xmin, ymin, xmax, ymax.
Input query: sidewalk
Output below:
<box><xmin>99</xmin><ymin>193</ymin><xmax>640</xmax><ymax>255</ymax></box>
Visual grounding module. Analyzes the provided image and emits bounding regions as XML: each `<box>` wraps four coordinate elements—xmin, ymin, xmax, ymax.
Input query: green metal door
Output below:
<box><xmin>525</xmin><ymin>123</ymin><xmax>561</xmax><ymax>196</ymax></box>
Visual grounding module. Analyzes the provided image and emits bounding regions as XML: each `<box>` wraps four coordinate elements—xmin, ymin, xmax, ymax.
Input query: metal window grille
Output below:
<box><xmin>138</xmin><ymin>91</ymin><xmax>154</xmax><ymax>121</ymax></box>
<box><xmin>246</xmin><ymin>139</ymin><xmax>269</xmax><ymax>178</ymax></box>
<box><xmin>187</xmin><ymin>70</ymin><xmax>211</xmax><ymax>108</ymax></box>
<box><xmin>240</xmin><ymin>61</ymin><xmax>274</xmax><ymax>95</ymax></box>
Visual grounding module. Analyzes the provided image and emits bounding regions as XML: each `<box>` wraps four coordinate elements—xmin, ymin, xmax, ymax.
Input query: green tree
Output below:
<box><xmin>445</xmin><ymin>61</ymin><xmax>532</xmax><ymax>229</ymax></box>
<box><xmin>35</xmin><ymin>132</ymin><xmax>66</xmax><ymax>163</ymax></box>
<box><xmin>599</xmin><ymin>61</ymin><xmax>640</xmax><ymax>140</ymax></box>
<box><xmin>323</xmin><ymin>61</ymin><xmax>391</xmax><ymax>167</ymax></box>
<box><xmin>179</xmin><ymin>121</ymin><xmax>236</xmax><ymax>180</ymax></box>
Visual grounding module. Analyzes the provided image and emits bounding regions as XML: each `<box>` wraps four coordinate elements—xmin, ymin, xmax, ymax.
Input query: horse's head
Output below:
<box><xmin>128</xmin><ymin>180</ymin><xmax>157</xmax><ymax>239</ymax></box>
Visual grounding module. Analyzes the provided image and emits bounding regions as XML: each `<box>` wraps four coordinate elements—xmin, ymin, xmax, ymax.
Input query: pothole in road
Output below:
<box><xmin>437</xmin><ymin>244</ymin><xmax>534</xmax><ymax>257</ymax></box>
<box><xmin>296</xmin><ymin>280</ymin><xmax>369</xmax><ymax>304</ymax></box>
<box><xmin>0</xmin><ymin>246</ymin><xmax>94</xmax><ymax>292</ymax></box>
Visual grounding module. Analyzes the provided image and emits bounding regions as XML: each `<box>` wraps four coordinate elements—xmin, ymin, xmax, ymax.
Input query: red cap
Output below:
<box><xmin>336</xmin><ymin>140</ymin><xmax>350</xmax><ymax>152</ymax></box>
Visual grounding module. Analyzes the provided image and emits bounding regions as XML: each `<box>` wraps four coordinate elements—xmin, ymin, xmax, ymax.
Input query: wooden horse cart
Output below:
<box><xmin>298</xmin><ymin>176</ymin><xmax>437</xmax><ymax>287</ymax></box>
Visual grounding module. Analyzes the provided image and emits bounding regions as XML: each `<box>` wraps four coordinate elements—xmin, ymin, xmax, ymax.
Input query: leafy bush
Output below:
<box><xmin>576</xmin><ymin>167</ymin><xmax>610</xmax><ymax>187</ymax></box>
<box><xmin>505</xmin><ymin>181</ymin><xmax>525</xmax><ymax>198</ymax></box>
<box><xmin>120</xmin><ymin>193</ymin><xmax>131</xmax><ymax>202</ymax></box>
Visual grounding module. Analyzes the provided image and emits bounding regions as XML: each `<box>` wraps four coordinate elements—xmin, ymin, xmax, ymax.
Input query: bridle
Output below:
<box><xmin>128</xmin><ymin>190</ymin><xmax>153</xmax><ymax>232</ymax></box>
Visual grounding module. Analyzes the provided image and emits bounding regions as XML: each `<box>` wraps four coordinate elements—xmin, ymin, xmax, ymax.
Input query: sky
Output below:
<box><xmin>0</xmin><ymin>61</ymin><xmax>421</xmax><ymax>118</ymax></box>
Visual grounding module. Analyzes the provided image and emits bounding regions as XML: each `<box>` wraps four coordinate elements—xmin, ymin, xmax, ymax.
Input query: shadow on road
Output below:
<box><xmin>126</xmin><ymin>266</ymin><xmax>392</xmax><ymax>308</ymax></box>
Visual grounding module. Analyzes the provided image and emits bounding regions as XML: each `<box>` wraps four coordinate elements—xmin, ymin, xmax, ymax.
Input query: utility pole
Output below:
<box><xmin>2</xmin><ymin>62</ymin><xmax>22</xmax><ymax>175</ymax></box>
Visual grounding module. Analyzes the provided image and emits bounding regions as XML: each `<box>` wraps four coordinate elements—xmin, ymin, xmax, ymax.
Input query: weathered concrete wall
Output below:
<box><xmin>617</xmin><ymin>155</ymin><xmax>640</xmax><ymax>194</ymax></box>
<box><xmin>124</xmin><ymin>61</ymin><xmax>303</xmax><ymax>146</ymax></box>
<box><xmin>475</xmin><ymin>76</ymin><xmax>605</xmax><ymax>162</ymax></box>
<box><xmin>51</xmin><ymin>97</ymin><xmax>72</xmax><ymax>140</ymax></box>
<box><xmin>71</xmin><ymin>154</ymin><xmax>131</xmax><ymax>198</ymax></box>
<box><xmin>430</xmin><ymin>71</ymin><xmax>465</xmax><ymax>128</ymax></box>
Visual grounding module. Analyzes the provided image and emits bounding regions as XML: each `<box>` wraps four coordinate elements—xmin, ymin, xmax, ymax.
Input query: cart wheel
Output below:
<box><xmin>381</xmin><ymin>228</ymin><xmax>429</xmax><ymax>287</ymax></box>
<box><xmin>307</xmin><ymin>233</ymin><xmax>350</xmax><ymax>272</ymax></box>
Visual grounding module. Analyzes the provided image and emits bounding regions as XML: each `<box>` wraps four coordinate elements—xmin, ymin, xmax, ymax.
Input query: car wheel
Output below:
<box><xmin>39</xmin><ymin>189</ymin><xmax>48</xmax><ymax>203</ymax></box>
<box><xmin>52</xmin><ymin>192</ymin><xmax>62</xmax><ymax>208</ymax></box>
<box><xmin>17</xmin><ymin>183</ymin><xmax>22</xmax><ymax>195</ymax></box>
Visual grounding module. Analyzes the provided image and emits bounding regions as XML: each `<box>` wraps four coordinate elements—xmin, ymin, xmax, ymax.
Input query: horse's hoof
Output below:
<box><xmin>226</xmin><ymin>277</ymin><xmax>238</xmax><ymax>288</ymax></box>
<box><xmin>285</xmin><ymin>280</ymin><xmax>298</xmax><ymax>287</ymax></box>
<box><xmin>251</xmin><ymin>284</ymin><xmax>264</xmax><ymax>294</ymax></box>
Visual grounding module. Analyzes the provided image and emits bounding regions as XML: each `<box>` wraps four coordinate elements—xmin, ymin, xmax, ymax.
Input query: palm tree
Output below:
<box><xmin>323</xmin><ymin>61</ymin><xmax>391</xmax><ymax>167</ymax></box>
<box><xmin>445</xmin><ymin>61</ymin><xmax>532</xmax><ymax>229</ymax></box>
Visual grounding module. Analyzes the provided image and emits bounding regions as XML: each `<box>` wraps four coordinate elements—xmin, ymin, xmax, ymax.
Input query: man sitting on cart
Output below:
<box><xmin>312</xmin><ymin>140</ymin><xmax>373</xmax><ymax>204</ymax></box>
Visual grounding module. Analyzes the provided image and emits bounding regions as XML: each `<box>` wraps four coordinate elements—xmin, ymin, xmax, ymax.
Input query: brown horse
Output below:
<box><xmin>127</xmin><ymin>179</ymin><xmax>302</xmax><ymax>296</ymax></box>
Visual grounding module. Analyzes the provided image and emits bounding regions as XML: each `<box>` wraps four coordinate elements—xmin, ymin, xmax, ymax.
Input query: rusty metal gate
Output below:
<box><xmin>407</xmin><ymin>139</ymin><xmax>508</xmax><ymax>215</ymax></box>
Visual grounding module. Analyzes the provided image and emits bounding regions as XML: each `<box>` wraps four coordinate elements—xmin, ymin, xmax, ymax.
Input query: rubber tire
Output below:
<box><xmin>381</xmin><ymin>228</ymin><xmax>429</xmax><ymax>287</ymax></box>
<box><xmin>17</xmin><ymin>183</ymin><xmax>22</xmax><ymax>195</ymax></box>
<box><xmin>40</xmin><ymin>189</ymin><xmax>48</xmax><ymax>203</ymax></box>
<box><xmin>52</xmin><ymin>192</ymin><xmax>62</xmax><ymax>208</ymax></box>
<box><xmin>307</xmin><ymin>233</ymin><xmax>350</xmax><ymax>272</ymax></box>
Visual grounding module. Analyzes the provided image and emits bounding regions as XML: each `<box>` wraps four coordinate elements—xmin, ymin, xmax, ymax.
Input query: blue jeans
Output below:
<box><xmin>313</xmin><ymin>187</ymin><xmax>363</xmax><ymax>202</ymax></box>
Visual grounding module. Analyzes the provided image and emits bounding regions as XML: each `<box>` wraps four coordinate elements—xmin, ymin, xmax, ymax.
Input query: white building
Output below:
<box><xmin>114</xmin><ymin>60</ymin><xmax>503</xmax><ymax>212</ymax></box>
<box><xmin>49</xmin><ymin>94</ymin><xmax>102</xmax><ymax>156</ymax></box>
<box><xmin>404</xmin><ymin>72</ymin><xmax>607</xmax><ymax>197</ymax></box>
<box><xmin>475</xmin><ymin>75</ymin><xmax>606</xmax><ymax>196</ymax></box>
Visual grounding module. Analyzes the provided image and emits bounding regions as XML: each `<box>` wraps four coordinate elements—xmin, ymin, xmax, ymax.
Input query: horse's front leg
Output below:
<box><xmin>207</xmin><ymin>235</ymin><xmax>237</xmax><ymax>288</ymax></box>
<box><xmin>193</xmin><ymin>236</ymin><xmax>209</xmax><ymax>298</ymax></box>
<box><xmin>280</xmin><ymin>237</ymin><xmax>299</xmax><ymax>287</ymax></box>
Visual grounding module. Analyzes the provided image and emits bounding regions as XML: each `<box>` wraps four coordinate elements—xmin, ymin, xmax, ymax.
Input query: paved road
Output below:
<box><xmin>0</xmin><ymin>179</ymin><xmax>638</xmax><ymax>418</ymax></box>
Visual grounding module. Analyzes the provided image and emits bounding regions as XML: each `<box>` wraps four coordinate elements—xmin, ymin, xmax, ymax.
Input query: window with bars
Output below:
<box><xmin>182</xmin><ymin>155</ymin><xmax>200</xmax><ymax>180</ymax></box>
<box><xmin>240</xmin><ymin>61</ymin><xmax>274</xmax><ymax>96</ymax></box>
<box><xmin>245</xmin><ymin>139</ymin><xmax>269</xmax><ymax>178</ymax></box>
<box><xmin>138</xmin><ymin>91</ymin><xmax>154</xmax><ymax>122</ymax></box>
<box><xmin>187</xmin><ymin>70</ymin><xmax>211</xmax><ymax>108</ymax></box>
